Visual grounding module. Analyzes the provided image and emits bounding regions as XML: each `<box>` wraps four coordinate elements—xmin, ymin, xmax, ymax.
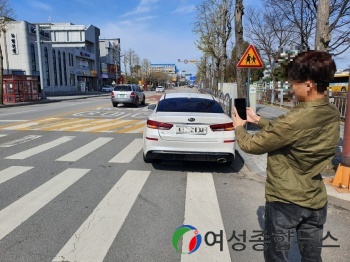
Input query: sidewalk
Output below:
<box><xmin>236</xmin><ymin>103</ymin><xmax>350</xmax><ymax>208</ymax></box>
<box><xmin>0</xmin><ymin>92</ymin><xmax>110</xmax><ymax>108</ymax></box>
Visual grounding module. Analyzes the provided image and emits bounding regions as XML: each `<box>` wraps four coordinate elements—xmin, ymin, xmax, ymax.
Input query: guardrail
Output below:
<box><xmin>257</xmin><ymin>88</ymin><xmax>347</xmax><ymax>120</ymax></box>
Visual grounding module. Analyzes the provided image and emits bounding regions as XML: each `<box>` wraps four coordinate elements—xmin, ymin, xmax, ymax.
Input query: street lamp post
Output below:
<box><xmin>36</xmin><ymin>25</ymin><xmax>46</xmax><ymax>100</ymax></box>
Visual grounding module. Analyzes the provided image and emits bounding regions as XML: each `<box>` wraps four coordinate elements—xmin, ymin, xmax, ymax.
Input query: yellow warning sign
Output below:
<box><xmin>237</xmin><ymin>45</ymin><xmax>263</xmax><ymax>68</ymax></box>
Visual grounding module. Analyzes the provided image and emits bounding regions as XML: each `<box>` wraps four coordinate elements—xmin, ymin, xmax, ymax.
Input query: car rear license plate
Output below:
<box><xmin>176</xmin><ymin>126</ymin><xmax>207</xmax><ymax>134</ymax></box>
<box><xmin>118</xmin><ymin>94</ymin><xmax>126</xmax><ymax>98</ymax></box>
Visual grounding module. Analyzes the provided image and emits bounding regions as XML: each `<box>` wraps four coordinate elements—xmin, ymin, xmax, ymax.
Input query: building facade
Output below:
<box><xmin>99</xmin><ymin>38</ymin><xmax>121</xmax><ymax>86</ymax></box>
<box><xmin>0</xmin><ymin>19</ymin><xmax>105</xmax><ymax>95</ymax></box>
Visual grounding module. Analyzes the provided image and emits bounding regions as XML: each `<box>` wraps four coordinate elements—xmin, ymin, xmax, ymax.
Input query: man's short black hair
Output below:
<box><xmin>286</xmin><ymin>50</ymin><xmax>336</xmax><ymax>93</ymax></box>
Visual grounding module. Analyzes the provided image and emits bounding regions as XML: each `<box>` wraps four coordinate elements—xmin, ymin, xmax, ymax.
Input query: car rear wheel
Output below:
<box><xmin>134</xmin><ymin>98</ymin><xmax>139</xmax><ymax>107</ymax></box>
<box><xmin>112</xmin><ymin>103</ymin><xmax>118</xmax><ymax>107</ymax></box>
<box><xmin>141</xmin><ymin>95</ymin><xmax>146</xmax><ymax>105</ymax></box>
<box><xmin>143</xmin><ymin>153</ymin><xmax>153</xmax><ymax>163</ymax></box>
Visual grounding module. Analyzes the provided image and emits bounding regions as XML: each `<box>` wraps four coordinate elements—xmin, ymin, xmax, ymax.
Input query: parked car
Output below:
<box><xmin>111</xmin><ymin>84</ymin><xmax>146</xmax><ymax>107</ymax></box>
<box><xmin>101</xmin><ymin>85</ymin><xmax>114</xmax><ymax>92</ymax></box>
<box><xmin>150</xmin><ymin>86</ymin><xmax>156</xmax><ymax>91</ymax></box>
<box><xmin>143</xmin><ymin>93</ymin><xmax>235</xmax><ymax>164</ymax></box>
<box><xmin>156</xmin><ymin>86</ymin><xmax>165</xmax><ymax>92</ymax></box>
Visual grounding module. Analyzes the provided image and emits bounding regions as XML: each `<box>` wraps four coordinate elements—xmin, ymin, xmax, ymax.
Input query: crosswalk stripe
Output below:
<box><xmin>39</xmin><ymin>118</ymin><xmax>97</xmax><ymax>131</ymax></box>
<box><xmin>56</xmin><ymin>137</ymin><xmax>113</xmax><ymax>162</ymax></box>
<box><xmin>127</xmin><ymin>126</ymin><xmax>145</xmax><ymax>134</ymax></box>
<box><xmin>2</xmin><ymin>122</ymin><xmax>39</xmax><ymax>130</ymax></box>
<box><xmin>181</xmin><ymin>172</ymin><xmax>231</xmax><ymax>261</ymax></box>
<box><xmin>0</xmin><ymin>135</ymin><xmax>42</xmax><ymax>148</ymax></box>
<box><xmin>0</xmin><ymin>168</ymin><xmax>90</xmax><ymax>241</ymax></box>
<box><xmin>5</xmin><ymin>136</ymin><xmax>75</xmax><ymax>160</ymax></box>
<box><xmin>118</xmin><ymin>120</ymin><xmax>146</xmax><ymax>133</ymax></box>
<box><xmin>52</xmin><ymin>170</ymin><xmax>151</xmax><ymax>262</ymax></box>
<box><xmin>0</xmin><ymin>166</ymin><xmax>33</xmax><ymax>185</ymax></box>
<box><xmin>82</xmin><ymin>119</ymin><xmax>134</xmax><ymax>132</ymax></box>
<box><xmin>0</xmin><ymin>134</ymin><xmax>8</xmax><ymax>137</ymax></box>
<box><xmin>108</xmin><ymin>138</ymin><xmax>143</xmax><ymax>163</ymax></box>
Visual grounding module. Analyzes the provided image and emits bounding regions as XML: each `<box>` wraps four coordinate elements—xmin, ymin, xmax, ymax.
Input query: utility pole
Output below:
<box><xmin>235</xmin><ymin>0</ymin><xmax>245</xmax><ymax>99</ymax></box>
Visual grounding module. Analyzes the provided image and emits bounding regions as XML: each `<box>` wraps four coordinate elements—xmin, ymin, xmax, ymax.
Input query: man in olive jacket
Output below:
<box><xmin>233</xmin><ymin>50</ymin><xmax>340</xmax><ymax>262</ymax></box>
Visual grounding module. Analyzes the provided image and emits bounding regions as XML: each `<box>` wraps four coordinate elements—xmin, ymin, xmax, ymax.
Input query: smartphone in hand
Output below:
<box><xmin>234</xmin><ymin>98</ymin><xmax>247</xmax><ymax>120</ymax></box>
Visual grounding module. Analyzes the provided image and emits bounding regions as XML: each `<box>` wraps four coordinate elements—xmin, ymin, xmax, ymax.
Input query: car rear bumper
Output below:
<box><xmin>111</xmin><ymin>97</ymin><xmax>135</xmax><ymax>104</ymax></box>
<box><xmin>145</xmin><ymin>150</ymin><xmax>234</xmax><ymax>162</ymax></box>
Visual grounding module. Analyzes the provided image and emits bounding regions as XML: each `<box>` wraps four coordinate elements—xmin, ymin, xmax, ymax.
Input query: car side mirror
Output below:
<box><xmin>148</xmin><ymin>104</ymin><xmax>156</xmax><ymax>110</ymax></box>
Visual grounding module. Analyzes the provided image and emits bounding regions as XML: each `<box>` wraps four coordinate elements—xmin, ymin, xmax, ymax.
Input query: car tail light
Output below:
<box><xmin>130</xmin><ymin>91</ymin><xmax>135</xmax><ymax>97</ymax></box>
<box><xmin>147</xmin><ymin>119</ymin><xmax>173</xmax><ymax>130</ymax></box>
<box><xmin>210</xmin><ymin>122</ymin><xmax>234</xmax><ymax>131</ymax></box>
<box><xmin>110</xmin><ymin>92</ymin><xmax>114</xmax><ymax>97</ymax></box>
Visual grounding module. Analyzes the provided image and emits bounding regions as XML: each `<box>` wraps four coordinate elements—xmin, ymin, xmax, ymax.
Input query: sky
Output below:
<box><xmin>10</xmin><ymin>0</ymin><xmax>350</xmax><ymax>76</ymax></box>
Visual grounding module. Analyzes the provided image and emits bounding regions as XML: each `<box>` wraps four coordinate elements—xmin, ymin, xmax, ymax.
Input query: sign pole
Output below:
<box><xmin>247</xmin><ymin>68</ymin><xmax>250</xmax><ymax>107</ymax></box>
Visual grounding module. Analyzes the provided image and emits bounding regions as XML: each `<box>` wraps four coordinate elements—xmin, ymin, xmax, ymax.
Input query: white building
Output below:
<box><xmin>99</xmin><ymin>38</ymin><xmax>121</xmax><ymax>86</ymax></box>
<box><xmin>0</xmin><ymin>18</ymin><xmax>101</xmax><ymax>95</ymax></box>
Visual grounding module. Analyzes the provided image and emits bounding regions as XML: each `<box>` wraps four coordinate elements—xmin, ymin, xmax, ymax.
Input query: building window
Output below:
<box><xmin>30</xmin><ymin>44</ymin><xmax>36</xmax><ymax>71</ymax></box>
<box><xmin>58</xmin><ymin>50</ymin><xmax>62</xmax><ymax>85</ymax></box>
<box><xmin>63</xmin><ymin>52</ymin><xmax>67</xmax><ymax>85</ymax></box>
<box><xmin>53</xmin><ymin>49</ymin><xmax>58</xmax><ymax>86</ymax></box>
<box><xmin>44</xmin><ymin>47</ymin><xmax>50</xmax><ymax>86</ymax></box>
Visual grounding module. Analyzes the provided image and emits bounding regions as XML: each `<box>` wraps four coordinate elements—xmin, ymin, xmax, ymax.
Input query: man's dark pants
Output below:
<box><xmin>264</xmin><ymin>201</ymin><xmax>327</xmax><ymax>262</ymax></box>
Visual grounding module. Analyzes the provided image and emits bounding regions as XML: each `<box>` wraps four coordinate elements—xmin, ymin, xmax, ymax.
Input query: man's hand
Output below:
<box><xmin>246</xmin><ymin>107</ymin><xmax>261</xmax><ymax>124</ymax></box>
<box><xmin>232</xmin><ymin>107</ymin><xmax>247</xmax><ymax>127</ymax></box>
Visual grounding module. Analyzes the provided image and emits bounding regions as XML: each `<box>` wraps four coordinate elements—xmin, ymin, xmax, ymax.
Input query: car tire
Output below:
<box><xmin>143</xmin><ymin>153</ymin><xmax>153</xmax><ymax>163</ymax></box>
<box><xmin>134</xmin><ymin>98</ymin><xmax>139</xmax><ymax>107</ymax></box>
<box><xmin>141</xmin><ymin>95</ymin><xmax>146</xmax><ymax>105</ymax></box>
<box><xmin>112</xmin><ymin>103</ymin><xmax>118</xmax><ymax>107</ymax></box>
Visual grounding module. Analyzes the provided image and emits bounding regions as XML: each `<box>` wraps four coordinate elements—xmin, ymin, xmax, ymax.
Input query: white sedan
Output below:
<box><xmin>143</xmin><ymin>93</ymin><xmax>235</xmax><ymax>165</ymax></box>
<box><xmin>156</xmin><ymin>86</ymin><xmax>165</xmax><ymax>92</ymax></box>
<box><xmin>101</xmin><ymin>85</ymin><xmax>114</xmax><ymax>92</ymax></box>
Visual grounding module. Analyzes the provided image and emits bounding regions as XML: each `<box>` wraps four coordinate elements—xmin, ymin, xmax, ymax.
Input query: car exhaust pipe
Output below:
<box><xmin>217</xmin><ymin>158</ymin><xmax>227</xmax><ymax>163</ymax></box>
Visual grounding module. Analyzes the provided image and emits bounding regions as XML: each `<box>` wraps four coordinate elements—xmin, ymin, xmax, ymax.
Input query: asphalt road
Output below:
<box><xmin>0</xmin><ymin>87</ymin><xmax>349</xmax><ymax>262</ymax></box>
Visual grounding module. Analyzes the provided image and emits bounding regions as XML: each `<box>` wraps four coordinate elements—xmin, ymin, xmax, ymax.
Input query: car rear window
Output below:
<box><xmin>157</xmin><ymin>98</ymin><xmax>224</xmax><ymax>113</ymax></box>
<box><xmin>114</xmin><ymin>85</ymin><xmax>131</xmax><ymax>91</ymax></box>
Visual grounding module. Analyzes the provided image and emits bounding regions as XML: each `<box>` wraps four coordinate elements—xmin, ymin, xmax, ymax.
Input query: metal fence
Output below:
<box><xmin>257</xmin><ymin>88</ymin><xmax>347</xmax><ymax>120</ymax></box>
<box><xmin>201</xmin><ymin>87</ymin><xmax>347</xmax><ymax>120</ymax></box>
<box><xmin>200</xmin><ymin>88</ymin><xmax>232</xmax><ymax>117</ymax></box>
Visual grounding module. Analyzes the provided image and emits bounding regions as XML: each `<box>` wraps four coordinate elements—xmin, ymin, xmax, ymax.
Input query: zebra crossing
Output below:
<box><xmin>0</xmin><ymin>132</ymin><xmax>240</xmax><ymax>262</ymax></box>
<box><xmin>1</xmin><ymin>117</ymin><xmax>147</xmax><ymax>134</ymax></box>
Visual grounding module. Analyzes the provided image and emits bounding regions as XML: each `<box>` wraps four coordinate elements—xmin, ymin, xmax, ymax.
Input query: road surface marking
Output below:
<box><xmin>0</xmin><ymin>168</ymin><xmax>90</xmax><ymax>240</ymax></box>
<box><xmin>108</xmin><ymin>138</ymin><xmax>143</xmax><ymax>163</ymax></box>
<box><xmin>84</xmin><ymin>119</ymin><xmax>135</xmax><ymax>132</ymax></box>
<box><xmin>2</xmin><ymin>122</ymin><xmax>39</xmax><ymax>130</ymax></box>
<box><xmin>0</xmin><ymin>109</ymin><xmax>37</xmax><ymax>116</ymax></box>
<box><xmin>52</xmin><ymin>170</ymin><xmax>150</xmax><ymax>262</ymax></box>
<box><xmin>5</xmin><ymin>136</ymin><xmax>75</xmax><ymax>159</ymax></box>
<box><xmin>0</xmin><ymin>166</ymin><xmax>33</xmax><ymax>185</ymax></box>
<box><xmin>56</xmin><ymin>137</ymin><xmax>113</xmax><ymax>162</ymax></box>
<box><xmin>118</xmin><ymin>120</ymin><xmax>146</xmax><ymax>133</ymax></box>
<box><xmin>0</xmin><ymin>135</ymin><xmax>42</xmax><ymax>148</ymax></box>
<box><xmin>181</xmin><ymin>172</ymin><xmax>231</xmax><ymax>262</ymax></box>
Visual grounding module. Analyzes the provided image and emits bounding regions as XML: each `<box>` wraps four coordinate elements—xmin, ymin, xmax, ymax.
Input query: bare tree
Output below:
<box><xmin>235</xmin><ymin>0</ymin><xmax>245</xmax><ymax>98</ymax></box>
<box><xmin>193</xmin><ymin>0</ymin><xmax>234</xmax><ymax>92</ymax></box>
<box><xmin>0</xmin><ymin>0</ymin><xmax>15</xmax><ymax>105</ymax></box>
<box><xmin>262</xmin><ymin>0</ymin><xmax>350</xmax><ymax>56</ymax></box>
<box><xmin>315</xmin><ymin>0</ymin><xmax>330</xmax><ymax>51</ymax></box>
<box><xmin>245</xmin><ymin>6</ymin><xmax>298</xmax><ymax>82</ymax></box>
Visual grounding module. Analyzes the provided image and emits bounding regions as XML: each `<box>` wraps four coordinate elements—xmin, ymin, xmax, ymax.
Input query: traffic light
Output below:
<box><xmin>11</xmin><ymin>33</ymin><xmax>18</xmax><ymax>55</ymax></box>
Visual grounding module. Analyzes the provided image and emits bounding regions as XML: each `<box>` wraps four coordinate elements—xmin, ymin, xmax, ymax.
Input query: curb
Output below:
<box><xmin>0</xmin><ymin>93</ymin><xmax>109</xmax><ymax>108</ymax></box>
